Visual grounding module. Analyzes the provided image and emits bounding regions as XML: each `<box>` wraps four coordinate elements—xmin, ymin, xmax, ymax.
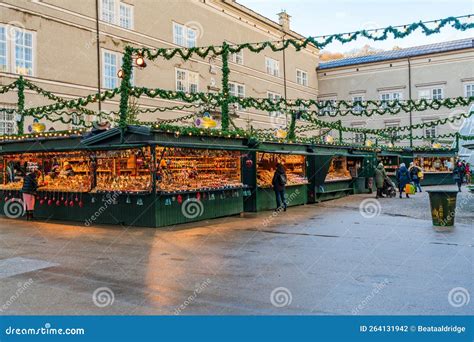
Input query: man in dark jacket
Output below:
<box><xmin>396</xmin><ymin>163</ymin><xmax>412</xmax><ymax>199</ymax></box>
<box><xmin>453</xmin><ymin>162</ymin><xmax>464</xmax><ymax>192</ymax></box>
<box><xmin>272</xmin><ymin>163</ymin><xmax>287</xmax><ymax>211</ymax></box>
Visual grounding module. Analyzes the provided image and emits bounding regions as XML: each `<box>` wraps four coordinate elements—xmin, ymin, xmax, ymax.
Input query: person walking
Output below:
<box><xmin>396</xmin><ymin>163</ymin><xmax>412</xmax><ymax>198</ymax></box>
<box><xmin>465</xmin><ymin>162</ymin><xmax>471</xmax><ymax>184</ymax></box>
<box><xmin>21</xmin><ymin>168</ymin><xmax>39</xmax><ymax>220</ymax></box>
<box><xmin>272</xmin><ymin>163</ymin><xmax>287</xmax><ymax>211</ymax></box>
<box><xmin>453</xmin><ymin>161</ymin><xmax>464</xmax><ymax>192</ymax></box>
<box><xmin>374</xmin><ymin>162</ymin><xmax>386</xmax><ymax>198</ymax></box>
<box><xmin>408</xmin><ymin>162</ymin><xmax>422</xmax><ymax>193</ymax></box>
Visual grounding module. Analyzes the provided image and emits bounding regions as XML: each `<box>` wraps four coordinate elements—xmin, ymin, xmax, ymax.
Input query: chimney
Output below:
<box><xmin>277</xmin><ymin>10</ymin><xmax>291</xmax><ymax>32</ymax></box>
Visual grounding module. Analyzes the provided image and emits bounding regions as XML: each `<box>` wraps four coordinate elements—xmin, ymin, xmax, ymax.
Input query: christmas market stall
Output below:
<box><xmin>412</xmin><ymin>148</ymin><xmax>457</xmax><ymax>186</ymax></box>
<box><xmin>0</xmin><ymin>126</ymin><xmax>248</xmax><ymax>227</ymax></box>
<box><xmin>377</xmin><ymin>149</ymin><xmax>414</xmax><ymax>183</ymax></box>
<box><xmin>242</xmin><ymin>142</ymin><xmax>309</xmax><ymax>212</ymax></box>
<box><xmin>308</xmin><ymin>145</ymin><xmax>376</xmax><ymax>203</ymax></box>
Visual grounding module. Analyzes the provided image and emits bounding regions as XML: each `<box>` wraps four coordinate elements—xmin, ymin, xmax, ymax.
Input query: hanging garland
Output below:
<box><xmin>229</xmin><ymin>95</ymin><xmax>474</xmax><ymax>116</ymax></box>
<box><xmin>301</xmin><ymin>110</ymin><xmax>473</xmax><ymax>134</ymax></box>
<box><xmin>21</xmin><ymin>88</ymin><xmax>120</xmax><ymax>117</ymax></box>
<box><xmin>130</xmin><ymin>86</ymin><xmax>222</xmax><ymax>104</ymax></box>
<box><xmin>130</xmin><ymin>15</ymin><xmax>473</xmax><ymax>61</ymax></box>
<box><xmin>0</xmin><ymin>80</ymin><xmax>17</xmax><ymax>94</ymax></box>
<box><xmin>17</xmin><ymin>76</ymin><xmax>25</xmax><ymax>135</ymax></box>
<box><xmin>0</xmin><ymin>129</ymin><xmax>87</xmax><ymax>141</ymax></box>
<box><xmin>221</xmin><ymin>42</ymin><xmax>230</xmax><ymax>131</ymax></box>
<box><xmin>23</xmin><ymin>80</ymin><xmax>97</xmax><ymax>116</ymax></box>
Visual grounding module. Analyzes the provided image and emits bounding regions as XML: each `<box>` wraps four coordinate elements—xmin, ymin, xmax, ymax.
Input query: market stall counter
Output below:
<box><xmin>377</xmin><ymin>150</ymin><xmax>414</xmax><ymax>184</ymax></box>
<box><xmin>0</xmin><ymin>127</ymin><xmax>248</xmax><ymax>228</ymax></box>
<box><xmin>307</xmin><ymin>146</ymin><xmax>376</xmax><ymax>202</ymax></box>
<box><xmin>413</xmin><ymin>149</ymin><xmax>457</xmax><ymax>186</ymax></box>
<box><xmin>242</xmin><ymin>142</ymin><xmax>309</xmax><ymax>212</ymax></box>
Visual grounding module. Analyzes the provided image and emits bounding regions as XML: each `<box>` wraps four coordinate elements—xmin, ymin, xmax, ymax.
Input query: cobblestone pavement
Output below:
<box><xmin>0</xmin><ymin>185</ymin><xmax>472</xmax><ymax>315</ymax></box>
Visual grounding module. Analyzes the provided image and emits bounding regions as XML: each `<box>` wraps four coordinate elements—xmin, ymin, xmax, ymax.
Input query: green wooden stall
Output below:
<box><xmin>412</xmin><ymin>149</ymin><xmax>457</xmax><ymax>186</ymax></box>
<box><xmin>0</xmin><ymin>126</ymin><xmax>248</xmax><ymax>228</ymax></box>
<box><xmin>307</xmin><ymin>145</ymin><xmax>375</xmax><ymax>202</ymax></box>
<box><xmin>242</xmin><ymin>142</ymin><xmax>309</xmax><ymax>212</ymax></box>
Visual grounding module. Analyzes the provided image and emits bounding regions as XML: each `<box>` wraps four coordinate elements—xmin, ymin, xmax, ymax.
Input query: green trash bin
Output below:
<box><xmin>426</xmin><ymin>190</ymin><xmax>458</xmax><ymax>227</ymax></box>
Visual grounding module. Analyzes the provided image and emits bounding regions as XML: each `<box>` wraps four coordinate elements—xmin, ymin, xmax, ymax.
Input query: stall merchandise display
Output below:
<box><xmin>256</xmin><ymin>153</ymin><xmax>308</xmax><ymax>187</ymax></box>
<box><xmin>156</xmin><ymin>147</ymin><xmax>242</xmax><ymax>192</ymax></box>
<box><xmin>0</xmin><ymin>152</ymin><xmax>92</xmax><ymax>192</ymax></box>
<box><xmin>379</xmin><ymin>155</ymin><xmax>399</xmax><ymax>175</ymax></box>
<box><xmin>93</xmin><ymin>148</ymin><xmax>152</xmax><ymax>193</ymax></box>
<box><xmin>325</xmin><ymin>156</ymin><xmax>351</xmax><ymax>182</ymax></box>
<box><xmin>415</xmin><ymin>156</ymin><xmax>455</xmax><ymax>173</ymax></box>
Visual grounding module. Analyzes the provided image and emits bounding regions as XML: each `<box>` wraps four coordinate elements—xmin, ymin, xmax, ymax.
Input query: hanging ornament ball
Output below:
<box><xmin>69</xmin><ymin>200</ymin><xmax>74</xmax><ymax>207</ymax></box>
<box><xmin>196</xmin><ymin>192</ymin><xmax>201</xmax><ymax>200</ymax></box>
<box><xmin>48</xmin><ymin>199</ymin><xmax>53</xmax><ymax>206</ymax></box>
<box><xmin>56</xmin><ymin>200</ymin><xmax>61</xmax><ymax>206</ymax></box>
<box><xmin>245</xmin><ymin>159</ymin><xmax>253</xmax><ymax>168</ymax></box>
<box><xmin>39</xmin><ymin>199</ymin><xmax>45</xmax><ymax>205</ymax></box>
<box><xmin>79</xmin><ymin>201</ymin><xmax>84</xmax><ymax>208</ymax></box>
<box><xmin>177</xmin><ymin>195</ymin><xmax>183</xmax><ymax>204</ymax></box>
<box><xmin>4</xmin><ymin>197</ymin><xmax>8</xmax><ymax>202</ymax></box>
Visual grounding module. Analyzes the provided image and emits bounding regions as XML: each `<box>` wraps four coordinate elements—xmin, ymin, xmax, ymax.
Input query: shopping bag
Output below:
<box><xmin>405</xmin><ymin>183</ymin><xmax>416</xmax><ymax>194</ymax></box>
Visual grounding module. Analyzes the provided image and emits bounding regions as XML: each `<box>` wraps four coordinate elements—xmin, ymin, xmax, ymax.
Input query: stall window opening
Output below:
<box><xmin>155</xmin><ymin>147</ymin><xmax>242</xmax><ymax>193</ymax></box>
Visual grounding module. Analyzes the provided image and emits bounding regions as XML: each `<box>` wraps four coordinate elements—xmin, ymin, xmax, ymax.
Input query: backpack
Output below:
<box><xmin>278</xmin><ymin>173</ymin><xmax>287</xmax><ymax>186</ymax></box>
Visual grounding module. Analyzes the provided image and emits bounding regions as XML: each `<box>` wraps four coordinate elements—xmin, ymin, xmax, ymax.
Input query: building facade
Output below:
<box><xmin>0</xmin><ymin>0</ymin><xmax>319</xmax><ymax>133</ymax></box>
<box><xmin>317</xmin><ymin>39</ymin><xmax>474</xmax><ymax>146</ymax></box>
<box><xmin>0</xmin><ymin>0</ymin><xmax>473</xmax><ymax>148</ymax></box>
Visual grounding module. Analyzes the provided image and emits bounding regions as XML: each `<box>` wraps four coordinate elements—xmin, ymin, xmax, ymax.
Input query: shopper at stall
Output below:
<box><xmin>21</xmin><ymin>168</ymin><xmax>40</xmax><ymax>220</ymax></box>
<box><xmin>408</xmin><ymin>162</ymin><xmax>423</xmax><ymax>193</ymax></box>
<box><xmin>272</xmin><ymin>163</ymin><xmax>287</xmax><ymax>211</ymax></box>
<box><xmin>374</xmin><ymin>162</ymin><xmax>386</xmax><ymax>199</ymax></box>
<box><xmin>453</xmin><ymin>162</ymin><xmax>464</xmax><ymax>192</ymax></box>
<box><xmin>396</xmin><ymin>163</ymin><xmax>411</xmax><ymax>198</ymax></box>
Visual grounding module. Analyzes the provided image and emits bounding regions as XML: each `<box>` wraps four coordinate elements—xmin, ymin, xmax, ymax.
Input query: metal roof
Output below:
<box><xmin>318</xmin><ymin>38</ymin><xmax>474</xmax><ymax>70</ymax></box>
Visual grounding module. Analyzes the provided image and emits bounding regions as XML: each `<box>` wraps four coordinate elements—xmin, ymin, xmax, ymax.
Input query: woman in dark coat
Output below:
<box><xmin>453</xmin><ymin>162</ymin><xmax>464</xmax><ymax>192</ymax></box>
<box><xmin>396</xmin><ymin>163</ymin><xmax>412</xmax><ymax>198</ymax></box>
<box><xmin>272</xmin><ymin>163</ymin><xmax>287</xmax><ymax>211</ymax></box>
<box><xmin>21</xmin><ymin>169</ymin><xmax>39</xmax><ymax>220</ymax></box>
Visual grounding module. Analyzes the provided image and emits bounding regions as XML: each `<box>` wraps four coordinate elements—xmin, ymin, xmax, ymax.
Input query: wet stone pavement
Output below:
<box><xmin>0</xmin><ymin>185</ymin><xmax>472</xmax><ymax>315</ymax></box>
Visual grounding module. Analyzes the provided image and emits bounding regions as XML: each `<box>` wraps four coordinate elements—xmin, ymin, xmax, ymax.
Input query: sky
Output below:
<box><xmin>238</xmin><ymin>0</ymin><xmax>474</xmax><ymax>53</ymax></box>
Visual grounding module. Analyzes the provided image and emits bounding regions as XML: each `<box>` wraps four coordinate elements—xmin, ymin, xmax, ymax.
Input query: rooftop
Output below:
<box><xmin>318</xmin><ymin>38</ymin><xmax>474</xmax><ymax>70</ymax></box>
